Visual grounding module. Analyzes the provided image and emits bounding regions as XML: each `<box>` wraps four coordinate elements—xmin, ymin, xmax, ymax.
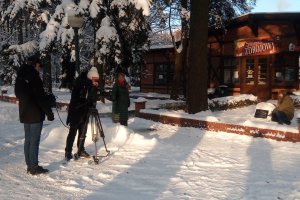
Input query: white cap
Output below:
<box><xmin>87</xmin><ymin>67</ymin><xmax>99</xmax><ymax>80</ymax></box>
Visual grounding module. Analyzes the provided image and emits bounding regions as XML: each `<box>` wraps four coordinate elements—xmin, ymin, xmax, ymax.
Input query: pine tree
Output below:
<box><xmin>0</xmin><ymin>0</ymin><xmax>59</xmax><ymax>87</ymax></box>
<box><xmin>39</xmin><ymin>0</ymin><xmax>150</xmax><ymax>88</ymax></box>
<box><xmin>0</xmin><ymin>0</ymin><xmax>151</xmax><ymax>90</ymax></box>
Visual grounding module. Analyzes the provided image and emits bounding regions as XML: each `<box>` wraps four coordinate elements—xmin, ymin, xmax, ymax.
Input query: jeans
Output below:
<box><xmin>24</xmin><ymin>122</ymin><xmax>43</xmax><ymax>168</ymax></box>
<box><xmin>65</xmin><ymin>122</ymin><xmax>86</xmax><ymax>153</ymax></box>
<box><xmin>271</xmin><ymin>110</ymin><xmax>290</xmax><ymax>124</ymax></box>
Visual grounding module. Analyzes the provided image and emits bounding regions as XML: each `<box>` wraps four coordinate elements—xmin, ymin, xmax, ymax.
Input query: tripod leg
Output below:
<box><xmin>95</xmin><ymin>114</ymin><xmax>110</xmax><ymax>155</ymax></box>
<box><xmin>102</xmin><ymin>137</ymin><xmax>110</xmax><ymax>154</ymax></box>
<box><xmin>95</xmin><ymin>113</ymin><xmax>105</xmax><ymax>138</ymax></box>
<box><xmin>93</xmin><ymin>141</ymin><xmax>99</xmax><ymax>164</ymax></box>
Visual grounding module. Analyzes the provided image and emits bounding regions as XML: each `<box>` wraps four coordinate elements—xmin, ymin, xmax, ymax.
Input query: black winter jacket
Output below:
<box><xmin>15</xmin><ymin>64</ymin><xmax>53</xmax><ymax>123</ymax></box>
<box><xmin>66</xmin><ymin>72</ymin><xmax>95</xmax><ymax>125</ymax></box>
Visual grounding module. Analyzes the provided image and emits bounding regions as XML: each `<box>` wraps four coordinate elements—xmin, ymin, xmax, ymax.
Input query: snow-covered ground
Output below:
<box><xmin>1</xmin><ymin>88</ymin><xmax>300</xmax><ymax>199</ymax></box>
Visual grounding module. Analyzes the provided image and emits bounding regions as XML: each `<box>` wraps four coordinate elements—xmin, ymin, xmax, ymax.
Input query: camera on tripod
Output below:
<box><xmin>74</xmin><ymin>102</ymin><xmax>110</xmax><ymax>164</ymax></box>
<box><xmin>46</xmin><ymin>92</ymin><xmax>57</xmax><ymax>108</ymax></box>
<box><xmin>87</xmin><ymin>86</ymin><xmax>100</xmax><ymax>103</ymax></box>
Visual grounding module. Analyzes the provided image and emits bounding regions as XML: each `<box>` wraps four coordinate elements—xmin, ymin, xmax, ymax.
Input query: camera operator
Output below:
<box><xmin>64</xmin><ymin>67</ymin><xmax>100</xmax><ymax>161</ymax></box>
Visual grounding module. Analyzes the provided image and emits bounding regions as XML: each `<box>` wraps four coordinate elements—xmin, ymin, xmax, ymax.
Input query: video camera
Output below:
<box><xmin>88</xmin><ymin>86</ymin><xmax>101</xmax><ymax>102</ymax></box>
<box><xmin>46</xmin><ymin>92</ymin><xmax>57</xmax><ymax>108</ymax></box>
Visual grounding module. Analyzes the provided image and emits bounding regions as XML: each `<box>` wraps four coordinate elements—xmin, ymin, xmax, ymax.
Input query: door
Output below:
<box><xmin>242</xmin><ymin>56</ymin><xmax>271</xmax><ymax>100</ymax></box>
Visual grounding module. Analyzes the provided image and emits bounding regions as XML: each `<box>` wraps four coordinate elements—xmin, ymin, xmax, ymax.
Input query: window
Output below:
<box><xmin>223</xmin><ymin>57</ymin><xmax>239</xmax><ymax>85</ymax></box>
<box><xmin>245</xmin><ymin>58</ymin><xmax>254</xmax><ymax>85</ymax></box>
<box><xmin>154</xmin><ymin>63</ymin><xmax>174</xmax><ymax>85</ymax></box>
<box><xmin>274</xmin><ymin>54</ymin><xmax>298</xmax><ymax>85</ymax></box>
<box><xmin>258</xmin><ymin>58</ymin><xmax>267</xmax><ymax>85</ymax></box>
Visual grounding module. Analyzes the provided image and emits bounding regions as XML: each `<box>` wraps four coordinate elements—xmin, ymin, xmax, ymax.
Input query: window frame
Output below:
<box><xmin>153</xmin><ymin>63</ymin><xmax>174</xmax><ymax>86</ymax></box>
<box><xmin>273</xmin><ymin>53</ymin><xmax>299</xmax><ymax>87</ymax></box>
<box><xmin>223</xmin><ymin>57</ymin><xmax>240</xmax><ymax>86</ymax></box>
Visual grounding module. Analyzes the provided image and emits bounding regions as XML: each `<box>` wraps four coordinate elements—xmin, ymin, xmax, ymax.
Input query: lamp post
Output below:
<box><xmin>68</xmin><ymin>14</ymin><xmax>84</xmax><ymax>73</ymax></box>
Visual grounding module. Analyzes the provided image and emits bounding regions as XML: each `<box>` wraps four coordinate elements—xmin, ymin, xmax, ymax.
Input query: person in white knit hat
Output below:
<box><xmin>64</xmin><ymin>67</ymin><xmax>100</xmax><ymax>161</ymax></box>
<box><xmin>87</xmin><ymin>67</ymin><xmax>99</xmax><ymax>80</ymax></box>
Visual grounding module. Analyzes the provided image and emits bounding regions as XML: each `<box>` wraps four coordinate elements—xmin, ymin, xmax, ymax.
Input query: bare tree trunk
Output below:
<box><xmin>41</xmin><ymin>23</ymin><xmax>52</xmax><ymax>93</ymax></box>
<box><xmin>17</xmin><ymin>21</ymin><xmax>23</xmax><ymax>45</ymax></box>
<box><xmin>43</xmin><ymin>54</ymin><xmax>52</xmax><ymax>93</ymax></box>
<box><xmin>170</xmin><ymin>0</ymin><xmax>188</xmax><ymax>100</ymax></box>
<box><xmin>187</xmin><ymin>0</ymin><xmax>210</xmax><ymax>113</ymax></box>
<box><xmin>170</xmin><ymin>39</ymin><xmax>188</xmax><ymax>99</ymax></box>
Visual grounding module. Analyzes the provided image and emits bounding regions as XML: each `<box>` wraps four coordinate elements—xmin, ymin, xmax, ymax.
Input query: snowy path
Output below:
<box><xmin>1</xmin><ymin>102</ymin><xmax>300</xmax><ymax>199</ymax></box>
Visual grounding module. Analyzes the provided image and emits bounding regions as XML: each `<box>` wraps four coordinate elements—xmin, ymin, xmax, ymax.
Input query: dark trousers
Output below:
<box><xmin>24</xmin><ymin>122</ymin><xmax>43</xmax><ymax>168</ymax></box>
<box><xmin>65</xmin><ymin>122</ymin><xmax>86</xmax><ymax>153</ymax></box>
<box><xmin>271</xmin><ymin>110</ymin><xmax>290</xmax><ymax>124</ymax></box>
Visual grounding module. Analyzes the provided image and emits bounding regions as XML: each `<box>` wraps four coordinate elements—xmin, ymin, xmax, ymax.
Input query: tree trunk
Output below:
<box><xmin>170</xmin><ymin>0</ymin><xmax>188</xmax><ymax>100</ymax></box>
<box><xmin>43</xmin><ymin>54</ymin><xmax>52</xmax><ymax>93</ymax></box>
<box><xmin>187</xmin><ymin>0</ymin><xmax>210</xmax><ymax>113</ymax></box>
<box><xmin>40</xmin><ymin>23</ymin><xmax>52</xmax><ymax>93</ymax></box>
<box><xmin>17</xmin><ymin>21</ymin><xmax>23</xmax><ymax>45</ymax></box>
<box><xmin>170</xmin><ymin>38</ymin><xmax>188</xmax><ymax>100</ymax></box>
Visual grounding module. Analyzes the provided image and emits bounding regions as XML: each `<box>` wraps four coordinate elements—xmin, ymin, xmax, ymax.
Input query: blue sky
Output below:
<box><xmin>252</xmin><ymin>0</ymin><xmax>300</xmax><ymax>12</ymax></box>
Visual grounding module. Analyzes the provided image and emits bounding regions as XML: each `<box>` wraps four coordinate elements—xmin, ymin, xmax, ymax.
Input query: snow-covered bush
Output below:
<box><xmin>209</xmin><ymin>94</ymin><xmax>258</xmax><ymax>111</ymax></box>
<box><xmin>158</xmin><ymin>94</ymin><xmax>258</xmax><ymax>112</ymax></box>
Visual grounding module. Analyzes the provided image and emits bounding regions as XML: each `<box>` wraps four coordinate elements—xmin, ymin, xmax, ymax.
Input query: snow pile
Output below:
<box><xmin>108</xmin><ymin>124</ymin><xmax>157</xmax><ymax>146</ymax></box>
<box><xmin>42</xmin><ymin>118</ymin><xmax>157</xmax><ymax>153</ymax></box>
<box><xmin>134</xmin><ymin>97</ymin><xmax>147</xmax><ymax>103</ymax></box>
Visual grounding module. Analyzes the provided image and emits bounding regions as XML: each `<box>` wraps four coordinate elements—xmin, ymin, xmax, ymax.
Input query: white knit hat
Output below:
<box><xmin>87</xmin><ymin>67</ymin><xmax>99</xmax><ymax>80</ymax></box>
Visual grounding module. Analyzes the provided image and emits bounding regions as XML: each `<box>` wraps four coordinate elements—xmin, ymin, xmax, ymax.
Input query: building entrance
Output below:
<box><xmin>242</xmin><ymin>56</ymin><xmax>271</xmax><ymax>100</ymax></box>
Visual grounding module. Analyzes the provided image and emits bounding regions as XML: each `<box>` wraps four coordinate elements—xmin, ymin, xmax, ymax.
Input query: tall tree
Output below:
<box><xmin>40</xmin><ymin>0</ymin><xmax>150</xmax><ymax>88</ymax></box>
<box><xmin>151</xmin><ymin>0</ymin><xmax>256</xmax><ymax>108</ymax></box>
<box><xmin>0</xmin><ymin>0</ymin><xmax>59</xmax><ymax>91</ymax></box>
<box><xmin>187</xmin><ymin>0</ymin><xmax>209</xmax><ymax>113</ymax></box>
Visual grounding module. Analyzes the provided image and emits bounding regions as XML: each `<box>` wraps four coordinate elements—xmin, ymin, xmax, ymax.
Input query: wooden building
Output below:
<box><xmin>141</xmin><ymin>45</ymin><xmax>176</xmax><ymax>94</ymax></box>
<box><xmin>141</xmin><ymin>13</ymin><xmax>300</xmax><ymax>100</ymax></box>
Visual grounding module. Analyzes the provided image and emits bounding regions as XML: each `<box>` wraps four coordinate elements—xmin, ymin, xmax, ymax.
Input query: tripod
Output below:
<box><xmin>74</xmin><ymin>107</ymin><xmax>110</xmax><ymax>164</ymax></box>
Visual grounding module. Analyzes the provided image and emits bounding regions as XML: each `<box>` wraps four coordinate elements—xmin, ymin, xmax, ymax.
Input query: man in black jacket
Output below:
<box><xmin>65</xmin><ymin>67</ymin><xmax>100</xmax><ymax>161</ymax></box>
<box><xmin>15</xmin><ymin>56</ymin><xmax>54</xmax><ymax>175</ymax></box>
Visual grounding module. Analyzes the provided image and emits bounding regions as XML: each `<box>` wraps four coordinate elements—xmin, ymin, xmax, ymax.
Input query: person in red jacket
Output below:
<box><xmin>15</xmin><ymin>56</ymin><xmax>54</xmax><ymax>175</ymax></box>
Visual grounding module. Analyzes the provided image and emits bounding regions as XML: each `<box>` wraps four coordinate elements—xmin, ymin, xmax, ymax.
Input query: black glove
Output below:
<box><xmin>47</xmin><ymin>112</ymin><xmax>54</xmax><ymax>121</ymax></box>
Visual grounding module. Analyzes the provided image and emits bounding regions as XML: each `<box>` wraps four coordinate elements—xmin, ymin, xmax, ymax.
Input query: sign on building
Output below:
<box><xmin>235</xmin><ymin>39</ymin><xmax>277</xmax><ymax>57</ymax></box>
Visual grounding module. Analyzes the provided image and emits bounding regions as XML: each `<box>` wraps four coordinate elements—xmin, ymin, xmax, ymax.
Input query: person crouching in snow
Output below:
<box><xmin>112</xmin><ymin>72</ymin><xmax>130</xmax><ymax>126</ymax></box>
<box><xmin>64</xmin><ymin>67</ymin><xmax>100</xmax><ymax>161</ymax></box>
<box><xmin>271</xmin><ymin>90</ymin><xmax>294</xmax><ymax>125</ymax></box>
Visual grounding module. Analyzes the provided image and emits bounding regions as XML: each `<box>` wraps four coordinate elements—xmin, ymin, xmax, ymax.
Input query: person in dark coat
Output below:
<box><xmin>14</xmin><ymin>56</ymin><xmax>54</xmax><ymax>175</ymax></box>
<box><xmin>112</xmin><ymin>72</ymin><xmax>130</xmax><ymax>126</ymax></box>
<box><xmin>271</xmin><ymin>90</ymin><xmax>294</xmax><ymax>125</ymax></box>
<box><xmin>65</xmin><ymin>67</ymin><xmax>100</xmax><ymax>161</ymax></box>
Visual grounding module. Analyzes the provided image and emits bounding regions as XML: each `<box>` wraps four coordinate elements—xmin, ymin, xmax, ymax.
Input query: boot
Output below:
<box><xmin>78</xmin><ymin>149</ymin><xmax>90</xmax><ymax>158</ymax></box>
<box><xmin>65</xmin><ymin>152</ymin><xmax>73</xmax><ymax>161</ymax></box>
<box><xmin>27</xmin><ymin>166</ymin><xmax>49</xmax><ymax>175</ymax></box>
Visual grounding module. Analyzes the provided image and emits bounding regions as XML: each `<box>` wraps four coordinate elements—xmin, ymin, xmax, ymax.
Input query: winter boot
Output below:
<box><xmin>27</xmin><ymin>166</ymin><xmax>49</xmax><ymax>175</ymax></box>
<box><xmin>65</xmin><ymin>152</ymin><xmax>73</xmax><ymax>161</ymax></box>
<box><xmin>78</xmin><ymin>149</ymin><xmax>90</xmax><ymax>158</ymax></box>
